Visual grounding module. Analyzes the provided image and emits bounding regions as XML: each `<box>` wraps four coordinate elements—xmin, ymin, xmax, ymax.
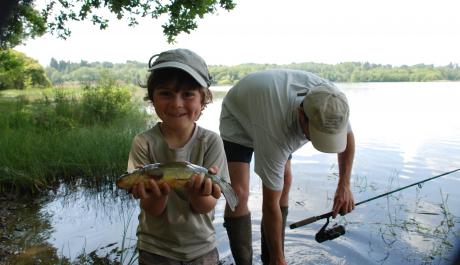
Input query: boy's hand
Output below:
<box><xmin>131</xmin><ymin>179</ymin><xmax>170</xmax><ymax>200</ymax></box>
<box><xmin>131</xmin><ymin>179</ymin><xmax>170</xmax><ymax>216</ymax></box>
<box><xmin>187</xmin><ymin>166</ymin><xmax>221</xmax><ymax>199</ymax></box>
<box><xmin>208</xmin><ymin>166</ymin><xmax>222</xmax><ymax>199</ymax></box>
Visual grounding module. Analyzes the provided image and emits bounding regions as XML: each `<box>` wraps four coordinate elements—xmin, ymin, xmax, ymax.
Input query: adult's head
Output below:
<box><xmin>146</xmin><ymin>48</ymin><xmax>213</xmax><ymax>107</ymax></box>
<box><xmin>302</xmin><ymin>83</ymin><xmax>350</xmax><ymax>153</ymax></box>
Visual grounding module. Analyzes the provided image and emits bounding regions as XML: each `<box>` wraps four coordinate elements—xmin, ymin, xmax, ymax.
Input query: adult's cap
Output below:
<box><xmin>148</xmin><ymin>48</ymin><xmax>212</xmax><ymax>88</ymax></box>
<box><xmin>303</xmin><ymin>83</ymin><xmax>349</xmax><ymax>153</ymax></box>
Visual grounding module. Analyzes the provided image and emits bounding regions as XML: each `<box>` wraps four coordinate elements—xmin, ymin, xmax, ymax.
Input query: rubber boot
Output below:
<box><xmin>261</xmin><ymin>206</ymin><xmax>289</xmax><ymax>265</ymax></box>
<box><xmin>224</xmin><ymin>214</ymin><xmax>253</xmax><ymax>265</ymax></box>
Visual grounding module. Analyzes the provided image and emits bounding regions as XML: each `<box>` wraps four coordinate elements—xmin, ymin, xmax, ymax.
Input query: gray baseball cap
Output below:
<box><xmin>148</xmin><ymin>48</ymin><xmax>212</xmax><ymax>88</ymax></box>
<box><xmin>303</xmin><ymin>83</ymin><xmax>350</xmax><ymax>153</ymax></box>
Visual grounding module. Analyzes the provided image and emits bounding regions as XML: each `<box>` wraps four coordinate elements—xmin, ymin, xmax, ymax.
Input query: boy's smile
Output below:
<box><xmin>153</xmin><ymin>84</ymin><xmax>203</xmax><ymax>133</ymax></box>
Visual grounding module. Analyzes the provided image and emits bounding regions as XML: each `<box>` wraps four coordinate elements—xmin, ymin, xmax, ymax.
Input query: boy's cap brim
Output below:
<box><xmin>148</xmin><ymin>48</ymin><xmax>211</xmax><ymax>88</ymax></box>
<box><xmin>149</xmin><ymin>61</ymin><xmax>209</xmax><ymax>88</ymax></box>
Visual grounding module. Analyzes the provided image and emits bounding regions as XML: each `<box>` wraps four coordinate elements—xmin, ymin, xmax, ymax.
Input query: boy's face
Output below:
<box><xmin>153</xmin><ymin>82</ymin><xmax>203</xmax><ymax>131</ymax></box>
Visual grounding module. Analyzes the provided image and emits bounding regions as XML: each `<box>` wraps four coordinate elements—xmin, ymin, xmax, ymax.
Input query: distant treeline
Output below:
<box><xmin>210</xmin><ymin>62</ymin><xmax>460</xmax><ymax>84</ymax></box>
<box><xmin>46</xmin><ymin>58</ymin><xmax>460</xmax><ymax>86</ymax></box>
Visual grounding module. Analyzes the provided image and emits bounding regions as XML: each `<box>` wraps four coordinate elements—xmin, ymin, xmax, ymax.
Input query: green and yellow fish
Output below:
<box><xmin>116</xmin><ymin>161</ymin><xmax>239</xmax><ymax>211</ymax></box>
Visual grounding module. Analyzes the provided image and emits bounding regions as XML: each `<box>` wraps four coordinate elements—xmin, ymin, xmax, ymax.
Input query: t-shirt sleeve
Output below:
<box><xmin>127</xmin><ymin>134</ymin><xmax>151</xmax><ymax>171</ymax></box>
<box><xmin>202</xmin><ymin>132</ymin><xmax>230</xmax><ymax>182</ymax></box>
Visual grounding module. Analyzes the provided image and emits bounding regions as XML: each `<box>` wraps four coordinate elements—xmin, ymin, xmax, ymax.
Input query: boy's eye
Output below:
<box><xmin>182</xmin><ymin>91</ymin><xmax>197</xmax><ymax>98</ymax></box>
<box><xmin>155</xmin><ymin>89</ymin><xmax>199</xmax><ymax>99</ymax></box>
<box><xmin>158</xmin><ymin>90</ymin><xmax>173</xmax><ymax>97</ymax></box>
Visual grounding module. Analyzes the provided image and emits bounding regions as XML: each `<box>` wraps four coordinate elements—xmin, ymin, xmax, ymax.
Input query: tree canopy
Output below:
<box><xmin>0</xmin><ymin>49</ymin><xmax>50</xmax><ymax>89</ymax></box>
<box><xmin>0</xmin><ymin>0</ymin><xmax>236</xmax><ymax>49</ymax></box>
<box><xmin>42</xmin><ymin>58</ymin><xmax>460</xmax><ymax>87</ymax></box>
<box><xmin>2</xmin><ymin>51</ymin><xmax>460</xmax><ymax>90</ymax></box>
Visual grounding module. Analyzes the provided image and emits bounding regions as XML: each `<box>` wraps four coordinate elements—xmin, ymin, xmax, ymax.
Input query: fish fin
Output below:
<box><xmin>216</xmin><ymin>179</ymin><xmax>239</xmax><ymax>211</ymax></box>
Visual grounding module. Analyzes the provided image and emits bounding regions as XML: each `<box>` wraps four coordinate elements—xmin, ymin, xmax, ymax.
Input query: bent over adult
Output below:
<box><xmin>219</xmin><ymin>69</ymin><xmax>355</xmax><ymax>265</ymax></box>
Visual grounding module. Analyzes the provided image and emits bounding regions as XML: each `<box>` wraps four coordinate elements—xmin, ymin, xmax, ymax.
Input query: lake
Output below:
<box><xmin>35</xmin><ymin>82</ymin><xmax>460</xmax><ymax>264</ymax></box>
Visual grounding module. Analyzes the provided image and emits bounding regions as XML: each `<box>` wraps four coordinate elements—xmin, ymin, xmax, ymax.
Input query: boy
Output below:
<box><xmin>127</xmin><ymin>48</ymin><xmax>229</xmax><ymax>265</ymax></box>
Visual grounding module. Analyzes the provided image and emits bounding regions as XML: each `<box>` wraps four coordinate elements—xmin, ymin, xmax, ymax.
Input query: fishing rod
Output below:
<box><xmin>289</xmin><ymin>168</ymin><xmax>460</xmax><ymax>242</ymax></box>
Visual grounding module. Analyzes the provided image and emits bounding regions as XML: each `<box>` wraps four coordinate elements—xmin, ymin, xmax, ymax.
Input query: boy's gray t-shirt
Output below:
<box><xmin>220</xmin><ymin>69</ymin><xmax>330</xmax><ymax>190</ymax></box>
<box><xmin>127</xmin><ymin>123</ymin><xmax>229</xmax><ymax>261</ymax></box>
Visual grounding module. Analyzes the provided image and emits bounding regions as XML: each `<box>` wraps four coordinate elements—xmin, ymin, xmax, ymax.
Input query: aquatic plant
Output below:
<box><xmin>0</xmin><ymin>85</ymin><xmax>151</xmax><ymax>193</ymax></box>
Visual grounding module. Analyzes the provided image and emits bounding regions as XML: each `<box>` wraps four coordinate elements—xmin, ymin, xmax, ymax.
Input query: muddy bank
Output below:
<box><xmin>0</xmin><ymin>192</ymin><xmax>64</xmax><ymax>265</ymax></box>
<box><xmin>0</xmin><ymin>193</ymin><xmax>16</xmax><ymax>263</ymax></box>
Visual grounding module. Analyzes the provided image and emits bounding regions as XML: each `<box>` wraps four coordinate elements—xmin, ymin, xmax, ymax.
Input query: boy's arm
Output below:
<box><xmin>127</xmin><ymin>135</ymin><xmax>151</xmax><ymax>170</ymax></box>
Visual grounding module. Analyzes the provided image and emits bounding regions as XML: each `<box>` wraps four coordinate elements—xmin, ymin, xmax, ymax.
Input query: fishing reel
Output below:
<box><xmin>315</xmin><ymin>217</ymin><xmax>345</xmax><ymax>243</ymax></box>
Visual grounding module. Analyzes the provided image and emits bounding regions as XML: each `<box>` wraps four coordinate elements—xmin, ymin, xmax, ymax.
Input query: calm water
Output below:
<box><xmin>43</xmin><ymin>82</ymin><xmax>460</xmax><ymax>264</ymax></box>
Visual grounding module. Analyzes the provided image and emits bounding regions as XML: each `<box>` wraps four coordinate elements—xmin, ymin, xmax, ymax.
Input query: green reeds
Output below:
<box><xmin>0</xmin><ymin>85</ymin><xmax>151</xmax><ymax>193</ymax></box>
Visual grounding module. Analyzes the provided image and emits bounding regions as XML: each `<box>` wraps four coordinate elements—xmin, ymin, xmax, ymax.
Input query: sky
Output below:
<box><xmin>15</xmin><ymin>0</ymin><xmax>460</xmax><ymax>67</ymax></box>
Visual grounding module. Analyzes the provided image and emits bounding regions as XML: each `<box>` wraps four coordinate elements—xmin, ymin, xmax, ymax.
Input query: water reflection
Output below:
<box><xmin>43</xmin><ymin>179</ymin><xmax>139</xmax><ymax>262</ymax></box>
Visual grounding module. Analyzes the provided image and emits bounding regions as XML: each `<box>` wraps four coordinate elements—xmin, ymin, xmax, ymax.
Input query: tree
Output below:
<box><xmin>49</xmin><ymin>58</ymin><xmax>59</xmax><ymax>70</ymax></box>
<box><xmin>0</xmin><ymin>0</ymin><xmax>47</xmax><ymax>49</ymax></box>
<box><xmin>0</xmin><ymin>0</ymin><xmax>236</xmax><ymax>49</ymax></box>
<box><xmin>0</xmin><ymin>49</ymin><xmax>51</xmax><ymax>89</ymax></box>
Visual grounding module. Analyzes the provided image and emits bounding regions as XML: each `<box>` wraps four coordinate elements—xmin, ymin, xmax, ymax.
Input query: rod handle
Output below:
<box><xmin>289</xmin><ymin>212</ymin><xmax>332</xmax><ymax>229</ymax></box>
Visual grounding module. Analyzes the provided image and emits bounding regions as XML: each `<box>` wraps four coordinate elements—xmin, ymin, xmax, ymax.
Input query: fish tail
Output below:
<box><xmin>215</xmin><ymin>178</ymin><xmax>239</xmax><ymax>212</ymax></box>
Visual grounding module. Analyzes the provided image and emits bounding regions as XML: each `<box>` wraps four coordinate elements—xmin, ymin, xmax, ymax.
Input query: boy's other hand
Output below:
<box><xmin>131</xmin><ymin>179</ymin><xmax>170</xmax><ymax>200</ymax></box>
<box><xmin>188</xmin><ymin>172</ymin><xmax>221</xmax><ymax>200</ymax></box>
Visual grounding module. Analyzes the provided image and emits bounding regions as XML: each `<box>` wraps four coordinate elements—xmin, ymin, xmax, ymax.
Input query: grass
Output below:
<box><xmin>0</xmin><ymin>84</ymin><xmax>152</xmax><ymax>193</ymax></box>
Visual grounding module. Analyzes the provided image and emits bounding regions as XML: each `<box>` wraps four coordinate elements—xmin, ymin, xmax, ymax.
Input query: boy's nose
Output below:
<box><xmin>171</xmin><ymin>94</ymin><xmax>184</xmax><ymax>107</ymax></box>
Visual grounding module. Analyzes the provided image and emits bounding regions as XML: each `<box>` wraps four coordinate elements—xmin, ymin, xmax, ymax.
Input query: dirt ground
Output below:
<box><xmin>0</xmin><ymin>193</ymin><xmax>21</xmax><ymax>263</ymax></box>
<box><xmin>0</xmin><ymin>193</ymin><xmax>62</xmax><ymax>265</ymax></box>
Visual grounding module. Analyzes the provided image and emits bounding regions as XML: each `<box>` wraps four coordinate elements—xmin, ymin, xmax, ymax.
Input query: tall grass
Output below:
<box><xmin>0</xmin><ymin>84</ymin><xmax>151</xmax><ymax>193</ymax></box>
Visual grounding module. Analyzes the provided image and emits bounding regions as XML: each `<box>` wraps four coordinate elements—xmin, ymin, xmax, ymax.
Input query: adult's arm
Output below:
<box><xmin>332</xmin><ymin>131</ymin><xmax>355</xmax><ymax>218</ymax></box>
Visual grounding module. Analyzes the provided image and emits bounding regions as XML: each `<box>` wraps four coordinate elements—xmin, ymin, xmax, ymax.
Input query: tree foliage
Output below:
<box><xmin>0</xmin><ymin>49</ymin><xmax>50</xmax><ymax>90</ymax></box>
<box><xmin>45</xmin><ymin>59</ymin><xmax>146</xmax><ymax>86</ymax></box>
<box><xmin>43</xmin><ymin>58</ymin><xmax>460</xmax><ymax>86</ymax></box>
<box><xmin>0</xmin><ymin>0</ymin><xmax>236</xmax><ymax>49</ymax></box>
<box><xmin>0</xmin><ymin>0</ymin><xmax>47</xmax><ymax>49</ymax></box>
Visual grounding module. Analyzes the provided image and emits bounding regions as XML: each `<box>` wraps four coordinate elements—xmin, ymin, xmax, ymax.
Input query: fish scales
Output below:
<box><xmin>116</xmin><ymin>161</ymin><xmax>239</xmax><ymax>211</ymax></box>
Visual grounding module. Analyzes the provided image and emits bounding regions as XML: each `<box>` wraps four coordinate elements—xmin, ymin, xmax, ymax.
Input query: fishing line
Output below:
<box><xmin>289</xmin><ymin>168</ymin><xmax>460</xmax><ymax>242</ymax></box>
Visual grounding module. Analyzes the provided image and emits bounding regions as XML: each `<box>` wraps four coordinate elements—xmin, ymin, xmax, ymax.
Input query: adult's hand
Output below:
<box><xmin>332</xmin><ymin>185</ymin><xmax>355</xmax><ymax>218</ymax></box>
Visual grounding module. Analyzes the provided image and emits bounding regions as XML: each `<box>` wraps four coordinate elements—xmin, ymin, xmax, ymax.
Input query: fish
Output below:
<box><xmin>116</xmin><ymin>161</ymin><xmax>239</xmax><ymax>211</ymax></box>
